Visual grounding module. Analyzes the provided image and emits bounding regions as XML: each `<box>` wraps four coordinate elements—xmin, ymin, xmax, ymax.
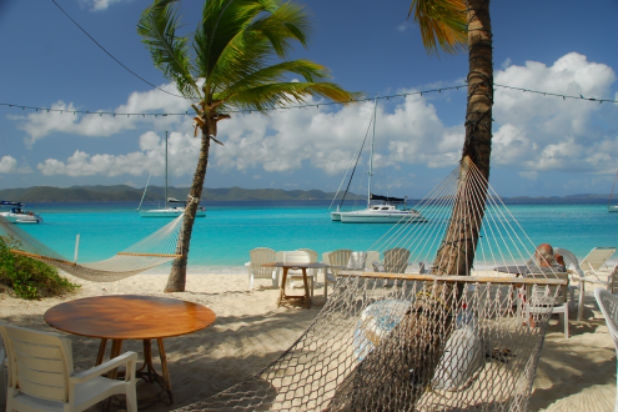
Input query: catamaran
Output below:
<box><xmin>331</xmin><ymin>100</ymin><xmax>425</xmax><ymax>224</ymax></box>
<box><xmin>138</xmin><ymin>131</ymin><xmax>206</xmax><ymax>218</ymax></box>
<box><xmin>0</xmin><ymin>201</ymin><xmax>43</xmax><ymax>223</ymax></box>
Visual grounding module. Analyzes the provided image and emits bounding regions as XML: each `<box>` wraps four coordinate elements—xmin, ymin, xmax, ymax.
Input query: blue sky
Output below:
<box><xmin>0</xmin><ymin>0</ymin><xmax>616</xmax><ymax>198</ymax></box>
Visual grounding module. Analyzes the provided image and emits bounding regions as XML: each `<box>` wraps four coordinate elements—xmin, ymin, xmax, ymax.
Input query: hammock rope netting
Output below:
<box><xmin>173</xmin><ymin>159</ymin><xmax>567</xmax><ymax>412</ymax></box>
<box><xmin>0</xmin><ymin>213</ymin><xmax>184</xmax><ymax>281</ymax></box>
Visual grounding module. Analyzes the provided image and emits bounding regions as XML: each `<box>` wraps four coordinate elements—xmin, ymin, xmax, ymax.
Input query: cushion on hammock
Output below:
<box><xmin>432</xmin><ymin>325</ymin><xmax>484</xmax><ymax>390</ymax></box>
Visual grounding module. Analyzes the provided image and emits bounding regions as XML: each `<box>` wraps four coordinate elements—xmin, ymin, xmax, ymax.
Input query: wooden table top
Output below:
<box><xmin>263</xmin><ymin>262</ymin><xmax>328</xmax><ymax>268</ymax></box>
<box><xmin>44</xmin><ymin>295</ymin><xmax>216</xmax><ymax>340</ymax></box>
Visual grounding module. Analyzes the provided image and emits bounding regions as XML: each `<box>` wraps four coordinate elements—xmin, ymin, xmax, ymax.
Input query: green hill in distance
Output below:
<box><xmin>0</xmin><ymin>185</ymin><xmax>611</xmax><ymax>204</ymax></box>
<box><xmin>0</xmin><ymin>185</ymin><xmax>365</xmax><ymax>203</ymax></box>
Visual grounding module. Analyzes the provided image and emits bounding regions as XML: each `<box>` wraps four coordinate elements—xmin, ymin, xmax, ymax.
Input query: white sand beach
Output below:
<box><xmin>1</xmin><ymin>270</ymin><xmax>616</xmax><ymax>412</ymax></box>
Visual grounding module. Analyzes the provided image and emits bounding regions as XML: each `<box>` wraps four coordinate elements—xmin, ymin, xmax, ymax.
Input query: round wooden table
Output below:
<box><xmin>44</xmin><ymin>294</ymin><xmax>216</xmax><ymax>404</ymax></box>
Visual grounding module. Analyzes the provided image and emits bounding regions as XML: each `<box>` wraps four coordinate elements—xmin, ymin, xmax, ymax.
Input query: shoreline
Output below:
<box><xmin>0</xmin><ymin>270</ymin><xmax>616</xmax><ymax>411</ymax></box>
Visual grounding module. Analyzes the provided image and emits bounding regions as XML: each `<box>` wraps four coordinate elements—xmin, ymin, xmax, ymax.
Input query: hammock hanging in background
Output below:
<box><xmin>0</xmin><ymin>213</ymin><xmax>184</xmax><ymax>281</ymax></box>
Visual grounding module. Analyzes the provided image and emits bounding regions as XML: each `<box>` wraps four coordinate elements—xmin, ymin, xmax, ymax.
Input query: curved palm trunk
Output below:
<box><xmin>328</xmin><ymin>2</ymin><xmax>493</xmax><ymax>409</ymax></box>
<box><xmin>433</xmin><ymin>0</ymin><xmax>492</xmax><ymax>277</ymax></box>
<box><xmin>165</xmin><ymin>120</ymin><xmax>213</xmax><ymax>292</ymax></box>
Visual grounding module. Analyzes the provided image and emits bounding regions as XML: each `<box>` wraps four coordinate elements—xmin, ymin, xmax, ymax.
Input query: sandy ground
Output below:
<box><xmin>1</xmin><ymin>270</ymin><xmax>616</xmax><ymax>412</ymax></box>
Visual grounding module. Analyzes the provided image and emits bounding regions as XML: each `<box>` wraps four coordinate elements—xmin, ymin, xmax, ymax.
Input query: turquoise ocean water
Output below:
<box><xmin>13</xmin><ymin>201</ymin><xmax>618</xmax><ymax>274</ymax></box>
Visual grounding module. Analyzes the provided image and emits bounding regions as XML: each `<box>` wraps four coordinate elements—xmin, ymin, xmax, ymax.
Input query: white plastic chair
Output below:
<box><xmin>580</xmin><ymin>247</ymin><xmax>616</xmax><ymax>278</ymax></box>
<box><xmin>0</xmin><ymin>322</ymin><xmax>137</xmax><ymax>412</ymax></box>
<box><xmin>525</xmin><ymin>272</ymin><xmax>570</xmax><ymax>338</ymax></box>
<box><xmin>323</xmin><ymin>249</ymin><xmax>352</xmax><ymax>281</ymax></box>
<box><xmin>556</xmin><ymin>247</ymin><xmax>616</xmax><ymax>320</ymax></box>
<box><xmin>372</xmin><ymin>248</ymin><xmax>410</xmax><ymax>273</ymax></box>
<box><xmin>365</xmin><ymin>251</ymin><xmax>380</xmax><ymax>271</ymax></box>
<box><xmin>594</xmin><ymin>288</ymin><xmax>618</xmax><ymax>412</ymax></box>
<box><xmin>0</xmin><ymin>346</ymin><xmax>6</xmax><ymax>412</ymax></box>
<box><xmin>247</xmin><ymin>247</ymin><xmax>278</xmax><ymax>290</ymax></box>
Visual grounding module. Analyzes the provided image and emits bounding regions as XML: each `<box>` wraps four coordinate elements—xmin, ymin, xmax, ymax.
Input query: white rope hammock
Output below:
<box><xmin>0</xmin><ymin>213</ymin><xmax>184</xmax><ymax>281</ymax></box>
<box><xmin>172</xmin><ymin>159</ymin><xmax>568</xmax><ymax>412</ymax></box>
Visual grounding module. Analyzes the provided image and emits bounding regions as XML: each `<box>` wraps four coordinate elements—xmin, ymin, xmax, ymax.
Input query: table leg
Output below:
<box><xmin>157</xmin><ymin>338</ymin><xmax>173</xmax><ymax>402</ymax></box>
<box><xmin>139</xmin><ymin>339</ymin><xmax>153</xmax><ymax>374</ymax></box>
<box><xmin>301</xmin><ymin>268</ymin><xmax>311</xmax><ymax>308</ymax></box>
<box><xmin>137</xmin><ymin>339</ymin><xmax>173</xmax><ymax>405</ymax></box>
<box><xmin>323</xmin><ymin>267</ymin><xmax>328</xmax><ymax>300</ymax></box>
<box><xmin>278</xmin><ymin>267</ymin><xmax>289</xmax><ymax>307</ymax></box>
<box><xmin>96</xmin><ymin>338</ymin><xmax>108</xmax><ymax>366</ymax></box>
<box><xmin>107</xmin><ymin>339</ymin><xmax>123</xmax><ymax>379</ymax></box>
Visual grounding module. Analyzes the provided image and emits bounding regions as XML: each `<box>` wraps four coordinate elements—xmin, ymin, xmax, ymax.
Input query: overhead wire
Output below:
<box><xmin>49</xmin><ymin>0</ymin><xmax>186</xmax><ymax>99</ymax></box>
<box><xmin>1</xmin><ymin>0</ymin><xmax>604</xmax><ymax>119</ymax></box>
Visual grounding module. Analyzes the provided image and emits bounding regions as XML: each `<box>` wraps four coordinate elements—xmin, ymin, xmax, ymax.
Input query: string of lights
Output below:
<box><xmin>494</xmin><ymin>83</ymin><xmax>618</xmax><ymax>104</ymax></box>
<box><xmin>1</xmin><ymin>83</ymin><xmax>615</xmax><ymax>119</ymax></box>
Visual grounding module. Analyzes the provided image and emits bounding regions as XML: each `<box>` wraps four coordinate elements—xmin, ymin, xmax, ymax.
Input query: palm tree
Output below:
<box><xmin>138</xmin><ymin>0</ymin><xmax>354</xmax><ymax>292</ymax></box>
<box><xmin>325</xmin><ymin>2</ymin><xmax>492</xmax><ymax>409</ymax></box>
<box><xmin>410</xmin><ymin>0</ymin><xmax>492</xmax><ymax>277</ymax></box>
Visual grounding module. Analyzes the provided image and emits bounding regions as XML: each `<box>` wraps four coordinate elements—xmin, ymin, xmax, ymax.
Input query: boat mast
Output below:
<box><xmin>164</xmin><ymin>131</ymin><xmax>168</xmax><ymax>209</ymax></box>
<box><xmin>368</xmin><ymin>99</ymin><xmax>377</xmax><ymax>208</ymax></box>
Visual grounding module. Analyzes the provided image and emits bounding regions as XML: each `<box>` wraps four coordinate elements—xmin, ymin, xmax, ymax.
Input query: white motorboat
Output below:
<box><xmin>138</xmin><ymin>131</ymin><xmax>205</xmax><ymax>218</ymax></box>
<box><xmin>0</xmin><ymin>201</ymin><xmax>43</xmax><ymax>223</ymax></box>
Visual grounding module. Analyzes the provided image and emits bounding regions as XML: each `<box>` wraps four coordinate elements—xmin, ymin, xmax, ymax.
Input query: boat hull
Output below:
<box><xmin>139</xmin><ymin>208</ymin><xmax>206</xmax><ymax>218</ymax></box>
<box><xmin>339</xmin><ymin>210</ymin><xmax>425</xmax><ymax>224</ymax></box>
<box><xmin>0</xmin><ymin>212</ymin><xmax>43</xmax><ymax>223</ymax></box>
<box><xmin>330</xmin><ymin>211</ymin><xmax>342</xmax><ymax>221</ymax></box>
<box><xmin>610</xmin><ymin>205</ymin><xmax>618</xmax><ymax>213</ymax></box>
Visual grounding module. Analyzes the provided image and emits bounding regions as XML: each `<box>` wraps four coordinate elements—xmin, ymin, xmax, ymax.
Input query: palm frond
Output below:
<box><xmin>409</xmin><ymin>0</ymin><xmax>467</xmax><ymax>54</ymax></box>
<box><xmin>220</xmin><ymin>59</ymin><xmax>333</xmax><ymax>99</ymax></box>
<box><xmin>137</xmin><ymin>0</ymin><xmax>198</xmax><ymax>97</ymax></box>
<box><xmin>195</xmin><ymin>0</ymin><xmax>269</xmax><ymax>81</ymax></box>
<box><xmin>221</xmin><ymin>81</ymin><xmax>357</xmax><ymax>112</ymax></box>
<box><xmin>197</xmin><ymin>0</ymin><xmax>311</xmax><ymax>94</ymax></box>
<box><xmin>247</xmin><ymin>1</ymin><xmax>310</xmax><ymax>56</ymax></box>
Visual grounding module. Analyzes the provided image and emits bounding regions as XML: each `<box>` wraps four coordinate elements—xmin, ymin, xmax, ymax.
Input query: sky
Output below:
<box><xmin>0</xmin><ymin>0</ymin><xmax>617</xmax><ymax>199</ymax></box>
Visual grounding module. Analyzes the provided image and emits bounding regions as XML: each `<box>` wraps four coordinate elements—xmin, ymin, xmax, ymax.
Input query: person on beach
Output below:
<box><xmin>534</xmin><ymin>243</ymin><xmax>555</xmax><ymax>267</ymax></box>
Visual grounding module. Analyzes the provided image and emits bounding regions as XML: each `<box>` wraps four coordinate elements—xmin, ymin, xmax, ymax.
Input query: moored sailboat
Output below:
<box><xmin>138</xmin><ymin>131</ymin><xmax>206</xmax><ymax>218</ymax></box>
<box><xmin>332</xmin><ymin>100</ymin><xmax>425</xmax><ymax>224</ymax></box>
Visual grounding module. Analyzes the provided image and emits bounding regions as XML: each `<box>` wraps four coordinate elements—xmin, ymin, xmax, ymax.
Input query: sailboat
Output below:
<box><xmin>332</xmin><ymin>100</ymin><xmax>425</xmax><ymax>224</ymax></box>
<box><xmin>138</xmin><ymin>131</ymin><xmax>206</xmax><ymax>218</ymax></box>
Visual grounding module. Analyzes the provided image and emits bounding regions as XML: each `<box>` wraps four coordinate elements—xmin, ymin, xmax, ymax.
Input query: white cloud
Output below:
<box><xmin>37</xmin><ymin>131</ymin><xmax>200</xmax><ymax>178</ymax></box>
<box><xmin>214</xmin><ymin>93</ymin><xmax>462</xmax><ymax>176</ymax></box>
<box><xmin>27</xmin><ymin>52</ymin><xmax>616</xmax><ymax>187</ymax></box>
<box><xmin>80</xmin><ymin>0</ymin><xmax>132</xmax><ymax>12</ymax></box>
<box><xmin>19</xmin><ymin>84</ymin><xmax>189</xmax><ymax>145</ymax></box>
<box><xmin>493</xmin><ymin>52</ymin><xmax>616</xmax><ymax>176</ymax></box>
<box><xmin>0</xmin><ymin>156</ymin><xmax>17</xmax><ymax>173</ymax></box>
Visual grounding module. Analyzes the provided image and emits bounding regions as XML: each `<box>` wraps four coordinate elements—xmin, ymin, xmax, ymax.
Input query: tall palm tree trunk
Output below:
<box><xmin>165</xmin><ymin>120</ymin><xmax>213</xmax><ymax>292</ymax></box>
<box><xmin>327</xmin><ymin>3</ymin><xmax>493</xmax><ymax>409</ymax></box>
<box><xmin>433</xmin><ymin>0</ymin><xmax>492</xmax><ymax>277</ymax></box>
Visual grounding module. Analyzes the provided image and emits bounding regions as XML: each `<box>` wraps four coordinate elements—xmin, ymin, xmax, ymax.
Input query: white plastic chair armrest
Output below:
<box><xmin>71</xmin><ymin>351</ymin><xmax>137</xmax><ymax>384</ymax></box>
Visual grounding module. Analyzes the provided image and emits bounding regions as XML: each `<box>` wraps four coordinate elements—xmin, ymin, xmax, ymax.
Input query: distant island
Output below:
<box><xmin>0</xmin><ymin>185</ymin><xmax>611</xmax><ymax>204</ymax></box>
<box><xmin>0</xmin><ymin>185</ymin><xmax>364</xmax><ymax>203</ymax></box>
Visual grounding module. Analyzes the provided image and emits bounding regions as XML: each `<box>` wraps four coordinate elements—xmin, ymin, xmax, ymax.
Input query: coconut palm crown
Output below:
<box><xmin>138</xmin><ymin>0</ymin><xmax>355</xmax><ymax>291</ymax></box>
